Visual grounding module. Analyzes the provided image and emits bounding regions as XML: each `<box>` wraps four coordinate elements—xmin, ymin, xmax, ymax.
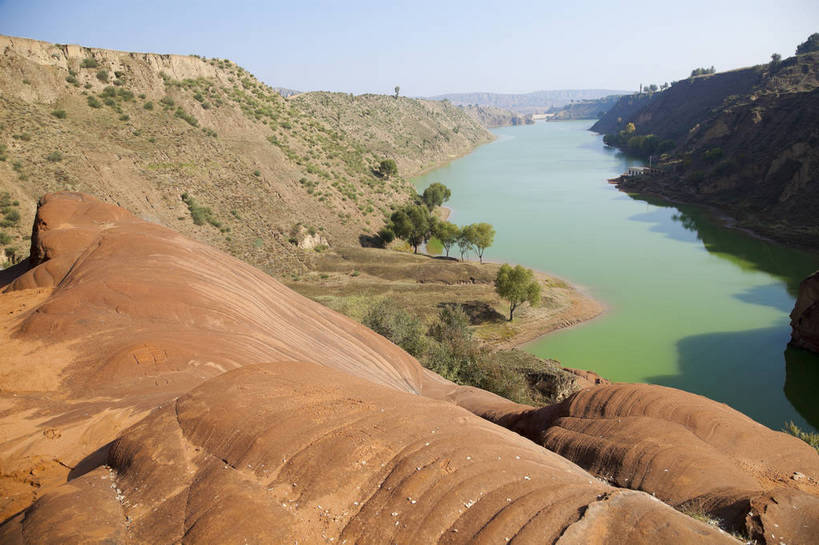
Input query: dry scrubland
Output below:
<box><xmin>0</xmin><ymin>35</ymin><xmax>491</xmax><ymax>273</ymax></box>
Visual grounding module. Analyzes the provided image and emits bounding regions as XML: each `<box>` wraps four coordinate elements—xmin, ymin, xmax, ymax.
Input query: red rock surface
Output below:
<box><xmin>0</xmin><ymin>193</ymin><xmax>815</xmax><ymax>544</ymax></box>
<box><xmin>791</xmin><ymin>270</ymin><xmax>819</xmax><ymax>352</ymax></box>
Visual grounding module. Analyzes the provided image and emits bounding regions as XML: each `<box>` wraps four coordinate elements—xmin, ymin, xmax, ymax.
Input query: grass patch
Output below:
<box><xmin>87</xmin><ymin>96</ymin><xmax>102</xmax><ymax>108</ymax></box>
<box><xmin>45</xmin><ymin>151</ymin><xmax>63</xmax><ymax>162</ymax></box>
<box><xmin>175</xmin><ymin>107</ymin><xmax>199</xmax><ymax>127</ymax></box>
<box><xmin>51</xmin><ymin>109</ymin><xmax>67</xmax><ymax>119</ymax></box>
<box><xmin>181</xmin><ymin>192</ymin><xmax>221</xmax><ymax>227</ymax></box>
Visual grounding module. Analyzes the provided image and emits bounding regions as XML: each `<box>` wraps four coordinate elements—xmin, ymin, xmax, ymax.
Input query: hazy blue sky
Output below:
<box><xmin>0</xmin><ymin>0</ymin><xmax>816</xmax><ymax>96</ymax></box>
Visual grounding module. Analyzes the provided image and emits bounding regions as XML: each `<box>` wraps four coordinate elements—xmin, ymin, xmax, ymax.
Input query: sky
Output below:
<box><xmin>0</xmin><ymin>0</ymin><xmax>817</xmax><ymax>96</ymax></box>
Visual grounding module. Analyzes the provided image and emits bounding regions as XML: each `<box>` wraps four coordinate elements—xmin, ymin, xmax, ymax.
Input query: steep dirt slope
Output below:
<box><xmin>596</xmin><ymin>52</ymin><xmax>819</xmax><ymax>247</ymax></box>
<box><xmin>0</xmin><ymin>35</ymin><xmax>491</xmax><ymax>273</ymax></box>
<box><xmin>1</xmin><ymin>193</ymin><xmax>817</xmax><ymax>544</ymax></box>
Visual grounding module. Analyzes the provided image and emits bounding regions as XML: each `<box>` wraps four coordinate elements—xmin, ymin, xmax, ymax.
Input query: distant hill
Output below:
<box><xmin>546</xmin><ymin>95</ymin><xmax>623</xmax><ymax>120</ymax></box>
<box><xmin>428</xmin><ymin>89</ymin><xmax>628</xmax><ymax>114</ymax></box>
<box><xmin>458</xmin><ymin>104</ymin><xmax>534</xmax><ymax>128</ymax></box>
<box><xmin>271</xmin><ymin>86</ymin><xmax>301</xmax><ymax>97</ymax></box>
<box><xmin>0</xmin><ymin>35</ymin><xmax>491</xmax><ymax>273</ymax></box>
<box><xmin>596</xmin><ymin>51</ymin><xmax>819</xmax><ymax>248</ymax></box>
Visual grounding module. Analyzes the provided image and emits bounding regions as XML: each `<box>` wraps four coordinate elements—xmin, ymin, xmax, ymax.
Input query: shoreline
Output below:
<box><xmin>407</xmin><ymin>133</ymin><xmax>497</xmax><ymax>179</ymax></box>
<box><xmin>473</xmin><ymin>256</ymin><xmax>608</xmax><ymax>351</ymax></box>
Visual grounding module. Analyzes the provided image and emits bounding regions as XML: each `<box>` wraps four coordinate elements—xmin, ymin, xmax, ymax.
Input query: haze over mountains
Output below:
<box><xmin>428</xmin><ymin>89</ymin><xmax>628</xmax><ymax>114</ymax></box>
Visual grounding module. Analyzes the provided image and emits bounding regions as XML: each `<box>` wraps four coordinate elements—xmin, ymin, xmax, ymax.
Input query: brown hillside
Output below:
<box><xmin>1</xmin><ymin>193</ymin><xmax>817</xmax><ymax>544</ymax></box>
<box><xmin>595</xmin><ymin>52</ymin><xmax>819</xmax><ymax>248</ymax></box>
<box><xmin>0</xmin><ymin>35</ymin><xmax>491</xmax><ymax>273</ymax></box>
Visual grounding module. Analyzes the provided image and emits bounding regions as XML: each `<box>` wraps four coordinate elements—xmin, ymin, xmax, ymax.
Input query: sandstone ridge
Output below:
<box><xmin>1</xmin><ymin>193</ymin><xmax>817</xmax><ymax>544</ymax></box>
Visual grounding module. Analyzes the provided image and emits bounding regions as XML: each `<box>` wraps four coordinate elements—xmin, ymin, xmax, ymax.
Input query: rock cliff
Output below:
<box><xmin>0</xmin><ymin>193</ymin><xmax>817</xmax><ymax>544</ymax></box>
<box><xmin>595</xmin><ymin>52</ymin><xmax>819</xmax><ymax>248</ymax></box>
<box><xmin>791</xmin><ymin>270</ymin><xmax>819</xmax><ymax>352</ymax></box>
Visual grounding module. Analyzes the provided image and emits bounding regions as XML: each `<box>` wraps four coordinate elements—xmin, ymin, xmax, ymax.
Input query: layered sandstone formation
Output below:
<box><xmin>791</xmin><ymin>270</ymin><xmax>819</xmax><ymax>352</ymax></box>
<box><xmin>1</xmin><ymin>193</ymin><xmax>817</xmax><ymax>544</ymax></box>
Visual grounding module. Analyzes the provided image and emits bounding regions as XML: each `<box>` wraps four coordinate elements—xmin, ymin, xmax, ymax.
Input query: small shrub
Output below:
<box><xmin>160</xmin><ymin>96</ymin><xmax>175</xmax><ymax>108</ymax></box>
<box><xmin>87</xmin><ymin>96</ymin><xmax>102</xmax><ymax>108</ymax></box>
<box><xmin>13</xmin><ymin>133</ymin><xmax>31</xmax><ymax>142</ymax></box>
<box><xmin>143</xmin><ymin>101</ymin><xmax>154</xmax><ymax>110</ymax></box>
<box><xmin>147</xmin><ymin>137</ymin><xmax>156</xmax><ymax>143</ymax></box>
<box><xmin>253</xmin><ymin>169</ymin><xmax>261</xmax><ymax>177</ymax></box>
<box><xmin>119</xmin><ymin>114</ymin><xmax>130</xmax><ymax>121</ymax></box>
<box><xmin>83</xmin><ymin>82</ymin><xmax>92</xmax><ymax>89</ymax></box>
<box><xmin>45</xmin><ymin>151</ymin><xmax>63</xmax><ymax>162</ymax></box>
<box><xmin>1</xmin><ymin>209</ymin><xmax>20</xmax><ymax>227</ymax></box>
<box><xmin>116</xmin><ymin>88</ymin><xmax>134</xmax><ymax>101</ymax></box>
<box><xmin>181</xmin><ymin>193</ymin><xmax>219</xmax><ymax>227</ymax></box>
<box><xmin>96</xmin><ymin>69</ymin><xmax>109</xmax><ymax>82</ymax></box>
<box><xmin>0</xmin><ymin>231</ymin><xmax>11</xmax><ymax>245</ymax></box>
<box><xmin>363</xmin><ymin>299</ymin><xmax>426</xmax><ymax>357</ymax></box>
<box><xmin>51</xmin><ymin>109</ymin><xmax>67</xmax><ymax>119</ymax></box>
<box><xmin>174</xmin><ymin>107</ymin><xmax>198</xmax><ymax>127</ymax></box>
<box><xmin>65</xmin><ymin>75</ymin><xmax>78</xmax><ymax>85</ymax></box>
<box><xmin>80</xmin><ymin>57</ymin><xmax>98</xmax><ymax>68</ymax></box>
<box><xmin>100</xmin><ymin>86</ymin><xmax>117</xmax><ymax>98</ymax></box>
<box><xmin>783</xmin><ymin>421</ymin><xmax>819</xmax><ymax>452</ymax></box>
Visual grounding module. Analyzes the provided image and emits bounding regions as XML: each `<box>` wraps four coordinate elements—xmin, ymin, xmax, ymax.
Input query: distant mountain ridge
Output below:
<box><xmin>428</xmin><ymin>89</ymin><xmax>628</xmax><ymax>114</ymax></box>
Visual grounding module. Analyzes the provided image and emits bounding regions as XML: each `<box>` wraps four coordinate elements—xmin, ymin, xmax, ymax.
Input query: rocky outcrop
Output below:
<box><xmin>791</xmin><ymin>270</ymin><xmax>819</xmax><ymax>352</ymax></box>
<box><xmin>596</xmin><ymin>52</ymin><xmax>819</xmax><ymax>248</ymax></box>
<box><xmin>1</xmin><ymin>193</ymin><xmax>817</xmax><ymax>544</ymax></box>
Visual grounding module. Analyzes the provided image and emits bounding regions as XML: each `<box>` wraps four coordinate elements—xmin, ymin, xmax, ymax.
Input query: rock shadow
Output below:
<box><xmin>645</xmin><ymin>326</ymin><xmax>819</xmax><ymax>432</ymax></box>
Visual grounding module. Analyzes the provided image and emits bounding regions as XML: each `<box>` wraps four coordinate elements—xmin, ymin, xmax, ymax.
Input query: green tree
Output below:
<box><xmin>389</xmin><ymin>204</ymin><xmax>433</xmax><ymax>253</ymax></box>
<box><xmin>796</xmin><ymin>33</ymin><xmax>819</xmax><ymax>55</ymax></box>
<box><xmin>624</xmin><ymin>122</ymin><xmax>636</xmax><ymax>134</ymax></box>
<box><xmin>421</xmin><ymin>182</ymin><xmax>451</xmax><ymax>209</ymax></box>
<box><xmin>433</xmin><ymin>221</ymin><xmax>460</xmax><ymax>257</ymax></box>
<box><xmin>394</xmin><ymin>85</ymin><xmax>400</xmax><ymax>99</ymax></box>
<box><xmin>495</xmin><ymin>264</ymin><xmax>541</xmax><ymax>321</ymax></box>
<box><xmin>457</xmin><ymin>224</ymin><xmax>475</xmax><ymax>260</ymax></box>
<box><xmin>770</xmin><ymin>53</ymin><xmax>782</xmax><ymax>71</ymax></box>
<box><xmin>470</xmin><ymin>222</ymin><xmax>495</xmax><ymax>263</ymax></box>
<box><xmin>378</xmin><ymin>158</ymin><xmax>398</xmax><ymax>179</ymax></box>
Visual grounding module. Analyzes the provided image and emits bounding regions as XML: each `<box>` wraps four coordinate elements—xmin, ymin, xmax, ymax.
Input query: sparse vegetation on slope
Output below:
<box><xmin>0</xmin><ymin>35</ymin><xmax>490</xmax><ymax>274</ymax></box>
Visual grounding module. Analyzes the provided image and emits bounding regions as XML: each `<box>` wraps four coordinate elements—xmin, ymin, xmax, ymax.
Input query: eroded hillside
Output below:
<box><xmin>2</xmin><ymin>193</ymin><xmax>817</xmax><ymax>544</ymax></box>
<box><xmin>595</xmin><ymin>52</ymin><xmax>819</xmax><ymax>247</ymax></box>
<box><xmin>0</xmin><ymin>35</ymin><xmax>491</xmax><ymax>273</ymax></box>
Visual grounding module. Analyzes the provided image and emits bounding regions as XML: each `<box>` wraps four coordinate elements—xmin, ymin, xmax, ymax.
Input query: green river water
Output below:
<box><xmin>414</xmin><ymin>120</ymin><xmax>819</xmax><ymax>432</ymax></box>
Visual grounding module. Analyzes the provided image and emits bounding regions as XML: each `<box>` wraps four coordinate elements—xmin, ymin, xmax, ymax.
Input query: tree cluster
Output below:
<box><xmin>603</xmin><ymin>123</ymin><xmax>675</xmax><ymax>159</ymax></box>
<box><xmin>380</xmin><ymin>183</ymin><xmax>495</xmax><ymax>262</ymax></box>
<box><xmin>690</xmin><ymin>66</ymin><xmax>716</xmax><ymax>77</ymax></box>
<box><xmin>796</xmin><ymin>33</ymin><xmax>819</xmax><ymax>55</ymax></box>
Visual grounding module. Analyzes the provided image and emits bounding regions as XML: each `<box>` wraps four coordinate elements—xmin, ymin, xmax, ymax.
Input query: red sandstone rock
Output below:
<box><xmin>0</xmin><ymin>193</ymin><xmax>814</xmax><ymax>544</ymax></box>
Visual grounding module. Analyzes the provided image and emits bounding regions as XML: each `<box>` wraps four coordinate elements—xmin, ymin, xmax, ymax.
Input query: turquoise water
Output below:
<box><xmin>414</xmin><ymin>120</ymin><xmax>819</xmax><ymax>431</ymax></box>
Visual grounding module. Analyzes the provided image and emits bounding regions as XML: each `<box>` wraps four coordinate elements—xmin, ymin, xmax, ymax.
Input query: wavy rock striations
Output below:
<box><xmin>0</xmin><ymin>193</ymin><xmax>816</xmax><ymax>544</ymax></box>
